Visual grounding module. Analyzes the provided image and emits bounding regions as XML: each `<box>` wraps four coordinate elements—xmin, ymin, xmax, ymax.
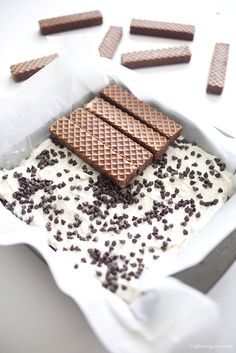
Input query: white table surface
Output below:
<box><xmin>0</xmin><ymin>0</ymin><xmax>235</xmax><ymax>352</ymax></box>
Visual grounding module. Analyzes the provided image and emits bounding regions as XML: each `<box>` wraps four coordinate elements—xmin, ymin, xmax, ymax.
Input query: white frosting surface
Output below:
<box><xmin>0</xmin><ymin>137</ymin><xmax>233</xmax><ymax>302</ymax></box>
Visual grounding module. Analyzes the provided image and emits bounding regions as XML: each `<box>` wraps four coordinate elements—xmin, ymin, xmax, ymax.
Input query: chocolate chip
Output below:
<box><xmin>45</xmin><ymin>222</ymin><xmax>52</xmax><ymax>231</ymax></box>
<box><xmin>197</xmin><ymin>193</ymin><xmax>203</xmax><ymax>199</ymax></box>
<box><xmin>161</xmin><ymin>241</ymin><xmax>168</xmax><ymax>250</ymax></box>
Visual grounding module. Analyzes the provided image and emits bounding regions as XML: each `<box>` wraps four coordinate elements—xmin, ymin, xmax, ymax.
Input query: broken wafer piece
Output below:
<box><xmin>130</xmin><ymin>18</ymin><xmax>195</xmax><ymax>40</ymax></box>
<box><xmin>100</xmin><ymin>83</ymin><xmax>182</xmax><ymax>141</ymax></box>
<box><xmin>39</xmin><ymin>10</ymin><xmax>103</xmax><ymax>35</ymax></box>
<box><xmin>207</xmin><ymin>43</ymin><xmax>229</xmax><ymax>95</ymax></box>
<box><xmin>10</xmin><ymin>53</ymin><xmax>58</xmax><ymax>82</ymax></box>
<box><xmin>121</xmin><ymin>46</ymin><xmax>191</xmax><ymax>69</ymax></box>
<box><xmin>70</xmin><ymin>108</ymin><xmax>153</xmax><ymax>171</ymax></box>
<box><xmin>99</xmin><ymin>26</ymin><xmax>123</xmax><ymax>59</ymax></box>
<box><xmin>85</xmin><ymin>97</ymin><xmax>168</xmax><ymax>159</ymax></box>
<box><xmin>50</xmin><ymin>117</ymin><xmax>138</xmax><ymax>188</ymax></box>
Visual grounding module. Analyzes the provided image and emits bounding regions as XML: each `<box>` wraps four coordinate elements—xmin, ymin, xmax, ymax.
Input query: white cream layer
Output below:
<box><xmin>0</xmin><ymin>137</ymin><xmax>233</xmax><ymax>302</ymax></box>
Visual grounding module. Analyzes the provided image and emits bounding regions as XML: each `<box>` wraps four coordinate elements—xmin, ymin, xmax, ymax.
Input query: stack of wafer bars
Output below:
<box><xmin>50</xmin><ymin>83</ymin><xmax>182</xmax><ymax>188</ymax></box>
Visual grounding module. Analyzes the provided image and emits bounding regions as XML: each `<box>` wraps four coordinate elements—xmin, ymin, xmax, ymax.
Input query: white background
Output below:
<box><xmin>0</xmin><ymin>0</ymin><xmax>235</xmax><ymax>352</ymax></box>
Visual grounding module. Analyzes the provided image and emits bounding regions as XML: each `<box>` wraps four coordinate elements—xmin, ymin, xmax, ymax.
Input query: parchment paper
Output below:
<box><xmin>1</xmin><ymin>46</ymin><xmax>236</xmax><ymax>353</ymax></box>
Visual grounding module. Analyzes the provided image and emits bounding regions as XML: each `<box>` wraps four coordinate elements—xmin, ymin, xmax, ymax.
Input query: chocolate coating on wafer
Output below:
<box><xmin>10</xmin><ymin>54</ymin><xmax>58</xmax><ymax>82</ymax></box>
<box><xmin>39</xmin><ymin>10</ymin><xmax>103</xmax><ymax>35</ymax></box>
<box><xmin>99</xmin><ymin>26</ymin><xmax>123</xmax><ymax>59</ymax></box>
<box><xmin>70</xmin><ymin>108</ymin><xmax>153</xmax><ymax>171</ymax></box>
<box><xmin>85</xmin><ymin>97</ymin><xmax>168</xmax><ymax>159</ymax></box>
<box><xmin>130</xmin><ymin>19</ymin><xmax>195</xmax><ymax>40</ymax></box>
<box><xmin>207</xmin><ymin>43</ymin><xmax>229</xmax><ymax>95</ymax></box>
<box><xmin>100</xmin><ymin>83</ymin><xmax>182</xmax><ymax>141</ymax></box>
<box><xmin>50</xmin><ymin>117</ymin><xmax>138</xmax><ymax>188</ymax></box>
<box><xmin>121</xmin><ymin>46</ymin><xmax>191</xmax><ymax>69</ymax></box>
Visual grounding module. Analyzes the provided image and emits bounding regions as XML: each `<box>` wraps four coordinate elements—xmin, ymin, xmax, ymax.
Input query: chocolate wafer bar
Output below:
<box><xmin>70</xmin><ymin>108</ymin><xmax>153</xmax><ymax>171</ymax></box>
<box><xmin>99</xmin><ymin>26</ymin><xmax>123</xmax><ymax>59</ymax></box>
<box><xmin>10</xmin><ymin>54</ymin><xmax>58</xmax><ymax>82</ymax></box>
<box><xmin>207</xmin><ymin>43</ymin><xmax>229</xmax><ymax>95</ymax></box>
<box><xmin>85</xmin><ymin>98</ymin><xmax>168</xmax><ymax>159</ymax></box>
<box><xmin>130</xmin><ymin>19</ymin><xmax>195</xmax><ymax>40</ymax></box>
<box><xmin>39</xmin><ymin>10</ymin><xmax>103</xmax><ymax>35</ymax></box>
<box><xmin>121</xmin><ymin>46</ymin><xmax>191</xmax><ymax>69</ymax></box>
<box><xmin>100</xmin><ymin>83</ymin><xmax>182</xmax><ymax>141</ymax></box>
<box><xmin>50</xmin><ymin>117</ymin><xmax>138</xmax><ymax>188</ymax></box>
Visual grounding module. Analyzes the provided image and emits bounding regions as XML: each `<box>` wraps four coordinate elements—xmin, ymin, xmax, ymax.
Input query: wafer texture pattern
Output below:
<box><xmin>130</xmin><ymin>19</ymin><xmax>195</xmax><ymax>40</ymax></box>
<box><xmin>207</xmin><ymin>43</ymin><xmax>229</xmax><ymax>95</ymax></box>
<box><xmin>100</xmin><ymin>83</ymin><xmax>182</xmax><ymax>141</ymax></box>
<box><xmin>50</xmin><ymin>117</ymin><xmax>137</xmax><ymax>188</ymax></box>
<box><xmin>70</xmin><ymin>108</ymin><xmax>153</xmax><ymax>171</ymax></box>
<box><xmin>85</xmin><ymin>97</ymin><xmax>168</xmax><ymax>158</ymax></box>
<box><xmin>121</xmin><ymin>46</ymin><xmax>191</xmax><ymax>68</ymax></box>
<box><xmin>39</xmin><ymin>10</ymin><xmax>103</xmax><ymax>35</ymax></box>
<box><xmin>10</xmin><ymin>54</ymin><xmax>58</xmax><ymax>81</ymax></box>
<box><xmin>99</xmin><ymin>26</ymin><xmax>123</xmax><ymax>59</ymax></box>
